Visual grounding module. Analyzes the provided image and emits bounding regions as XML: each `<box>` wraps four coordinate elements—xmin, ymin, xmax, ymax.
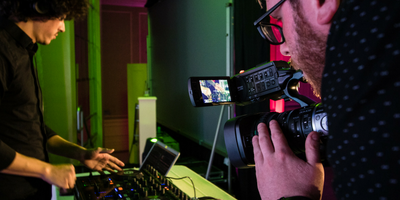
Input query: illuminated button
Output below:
<box><xmin>118</xmin><ymin>187</ymin><xmax>123</xmax><ymax>191</ymax></box>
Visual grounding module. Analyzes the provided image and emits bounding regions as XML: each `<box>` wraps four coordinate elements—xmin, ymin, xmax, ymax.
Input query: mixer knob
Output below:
<box><xmin>183</xmin><ymin>193</ymin><xmax>190</xmax><ymax>200</ymax></box>
<box><xmin>144</xmin><ymin>189</ymin><xmax>148</xmax><ymax>197</ymax></box>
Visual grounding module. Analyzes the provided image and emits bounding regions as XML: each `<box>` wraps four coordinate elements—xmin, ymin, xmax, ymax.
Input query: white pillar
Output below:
<box><xmin>138</xmin><ymin>97</ymin><xmax>157</xmax><ymax>164</ymax></box>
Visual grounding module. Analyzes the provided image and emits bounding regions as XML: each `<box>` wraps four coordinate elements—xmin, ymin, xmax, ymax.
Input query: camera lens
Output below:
<box><xmin>224</xmin><ymin>105</ymin><xmax>328</xmax><ymax>168</ymax></box>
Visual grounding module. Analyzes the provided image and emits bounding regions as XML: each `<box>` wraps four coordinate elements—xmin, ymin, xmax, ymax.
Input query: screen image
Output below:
<box><xmin>199</xmin><ymin>79</ymin><xmax>231</xmax><ymax>103</ymax></box>
<box><xmin>140</xmin><ymin>141</ymin><xmax>180</xmax><ymax>176</ymax></box>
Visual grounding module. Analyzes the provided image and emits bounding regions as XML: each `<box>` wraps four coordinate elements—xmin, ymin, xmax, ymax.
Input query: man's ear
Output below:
<box><xmin>317</xmin><ymin>0</ymin><xmax>340</xmax><ymax>25</ymax></box>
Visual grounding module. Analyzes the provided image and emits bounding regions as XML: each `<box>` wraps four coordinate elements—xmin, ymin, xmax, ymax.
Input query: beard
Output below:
<box><xmin>288</xmin><ymin>3</ymin><xmax>327</xmax><ymax>98</ymax></box>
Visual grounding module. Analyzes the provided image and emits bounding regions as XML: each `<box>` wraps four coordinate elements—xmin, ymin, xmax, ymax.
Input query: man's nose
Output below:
<box><xmin>59</xmin><ymin>20</ymin><xmax>65</xmax><ymax>32</ymax></box>
<box><xmin>279</xmin><ymin>42</ymin><xmax>290</xmax><ymax>56</ymax></box>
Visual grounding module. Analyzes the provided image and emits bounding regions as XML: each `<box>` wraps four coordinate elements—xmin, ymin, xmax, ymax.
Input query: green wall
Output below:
<box><xmin>36</xmin><ymin>20</ymin><xmax>77</xmax><ymax>164</ymax></box>
<box><xmin>87</xmin><ymin>0</ymin><xmax>103</xmax><ymax>149</ymax></box>
<box><xmin>36</xmin><ymin>0</ymin><xmax>103</xmax><ymax>164</ymax></box>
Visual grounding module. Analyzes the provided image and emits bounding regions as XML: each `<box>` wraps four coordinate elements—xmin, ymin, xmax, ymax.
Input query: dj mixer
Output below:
<box><xmin>74</xmin><ymin>165</ymin><xmax>191</xmax><ymax>200</ymax></box>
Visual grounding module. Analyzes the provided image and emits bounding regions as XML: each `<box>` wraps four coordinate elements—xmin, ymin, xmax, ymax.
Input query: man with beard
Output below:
<box><xmin>252</xmin><ymin>0</ymin><xmax>400</xmax><ymax>199</ymax></box>
<box><xmin>0</xmin><ymin>1</ymin><xmax>125</xmax><ymax>199</ymax></box>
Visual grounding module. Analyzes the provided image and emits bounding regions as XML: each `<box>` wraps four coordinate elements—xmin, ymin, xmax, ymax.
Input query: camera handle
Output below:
<box><xmin>282</xmin><ymin>71</ymin><xmax>316</xmax><ymax>107</ymax></box>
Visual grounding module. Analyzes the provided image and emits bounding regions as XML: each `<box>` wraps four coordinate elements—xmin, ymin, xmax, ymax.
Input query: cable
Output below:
<box><xmin>166</xmin><ymin>176</ymin><xmax>196</xmax><ymax>200</ymax></box>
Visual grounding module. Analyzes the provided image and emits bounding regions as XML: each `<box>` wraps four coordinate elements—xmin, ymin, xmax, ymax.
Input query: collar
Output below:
<box><xmin>0</xmin><ymin>17</ymin><xmax>38</xmax><ymax>53</ymax></box>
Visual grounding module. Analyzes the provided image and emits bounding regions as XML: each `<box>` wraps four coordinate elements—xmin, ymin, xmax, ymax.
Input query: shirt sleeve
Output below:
<box><xmin>45</xmin><ymin>125</ymin><xmax>58</xmax><ymax>140</ymax></box>
<box><xmin>0</xmin><ymin>46</ymin><xmax>16</xmax><ymax>170</ymax></box>
<box><xmin>0</xmin><ymin>140</ymin><xmax>17</xmax><ymax>170</ymax></box>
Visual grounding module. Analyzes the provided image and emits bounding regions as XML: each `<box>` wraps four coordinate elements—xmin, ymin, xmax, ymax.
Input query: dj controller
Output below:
<box><xmin>74</xmin><ymin>164</ymin><xmax>191</xmax><ymax>200</ymax></box>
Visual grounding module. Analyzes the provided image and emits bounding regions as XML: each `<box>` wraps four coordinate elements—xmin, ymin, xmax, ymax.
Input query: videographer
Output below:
<box><xmin>252</xmin><ymin>0</ymin><xmax>400</xmax><ymax>199</ymax></box>
<box><xmin>0</xmin><ymin>1</ymin><xmax>125</xmax><ymax>199</ymax></box>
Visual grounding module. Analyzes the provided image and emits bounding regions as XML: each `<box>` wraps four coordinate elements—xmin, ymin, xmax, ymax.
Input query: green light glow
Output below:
<box><xmin>150</xmin><ymin>138</ymin><xmax>158</xmax><ymax>143</ymax></box>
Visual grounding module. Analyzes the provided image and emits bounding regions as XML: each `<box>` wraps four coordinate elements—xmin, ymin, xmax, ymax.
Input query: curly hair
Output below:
<box><xmin>0</xmin><ymin>0</ymin><xmax>89</xmax><ymax>22</ymax></box>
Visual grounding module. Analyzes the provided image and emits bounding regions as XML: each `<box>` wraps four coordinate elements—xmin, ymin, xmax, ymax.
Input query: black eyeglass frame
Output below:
<box><xmin>254</xmin><ymin>0</ymin><xmax>287</xmax><ymax>45</ymax></box>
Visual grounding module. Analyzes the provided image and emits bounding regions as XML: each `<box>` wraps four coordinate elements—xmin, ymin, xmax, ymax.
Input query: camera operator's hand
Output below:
<box><xmin>42</xmin><ymin>164</ymin><xmax>76</xmax><ymax>189</ymax></box>
<box><xmin>252</xmin><ymin>120</ymin><xmax>324</xmax><ymax>200</ymax></box>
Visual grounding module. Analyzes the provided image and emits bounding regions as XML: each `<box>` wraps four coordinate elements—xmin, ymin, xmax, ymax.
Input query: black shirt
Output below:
<box><xmin>0</xmin><ymin>17</ymin><xmax>57</xmax><ymax>199</ymax></box>
<box><xmin>323</xmin><ymin>0</ymin><xmax>400</xmax><ymax>199</ymax></box>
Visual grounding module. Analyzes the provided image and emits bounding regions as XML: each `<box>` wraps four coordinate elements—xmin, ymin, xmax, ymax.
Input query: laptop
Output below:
<box><xmin>139</xmin><ymin>140</ymin><xmax>180</xmax><ymax>176</ymax></box>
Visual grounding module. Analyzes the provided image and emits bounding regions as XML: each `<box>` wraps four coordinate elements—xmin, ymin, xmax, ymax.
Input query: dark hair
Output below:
<box><xmin>0</xmin><ymin>0</ymin><xmax>89</xmax><ymax>22</ymax></box>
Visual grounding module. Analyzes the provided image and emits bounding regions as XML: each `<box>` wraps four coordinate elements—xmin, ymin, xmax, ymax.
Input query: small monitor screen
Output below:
<box><xmin>140</xmin><ymin>141</ymin><xmax>180</xmax><ymax>176</ymax></box>
<box><xmin>199</xmin><ymin>79</ymin><xmax>232</xmax><ymax>103</ymax></box>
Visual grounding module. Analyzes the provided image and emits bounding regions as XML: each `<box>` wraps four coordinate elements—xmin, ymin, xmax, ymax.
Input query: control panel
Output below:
<box><xmin>74</xmin><ymin>165</ymin><xmax>191</xmax><ymax>200</ymax></box>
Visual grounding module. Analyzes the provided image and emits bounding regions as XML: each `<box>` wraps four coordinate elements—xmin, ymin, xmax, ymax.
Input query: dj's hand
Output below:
<box><xmin>252</xmin><ymin>120</ymin><xmax>324</xmax><ymax>200</ymax></box>
<box><xmin>42</xmin><ymin>164</ymin><xmax>76</xmax><ymax>189</ymax></box>
<box><xmin>80</xmin><ymin>147</ymin><xmax>125</xmax><ymax>172</ymax></box>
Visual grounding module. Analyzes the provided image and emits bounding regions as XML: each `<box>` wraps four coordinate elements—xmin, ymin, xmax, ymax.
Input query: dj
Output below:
<box><xmin>0</xmin><ymin>0</ymin><xmax>125</xmax><ymax>199</ymax></box>
<box><xmin>252</xmin><ymin>0</ymin><xmax>400</xmax><ymax>199</ymax></box>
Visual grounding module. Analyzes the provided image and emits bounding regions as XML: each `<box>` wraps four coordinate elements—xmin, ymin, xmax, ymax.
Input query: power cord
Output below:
<box><xmin>166</xmin><ymin>176</ymin><xmax>196</xmax><ymax>200</ymax></box>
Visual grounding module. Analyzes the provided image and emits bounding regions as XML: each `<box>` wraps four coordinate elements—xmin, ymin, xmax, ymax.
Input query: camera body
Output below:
<box><xmin>187</xmin><ymin>61</ymin><xmax>328</xmax><ymax>169</ymax></box>
<box><xmin>188</xmin><ymin>61</ymin><xmax>314</xmax><ymax>107</ymax></box>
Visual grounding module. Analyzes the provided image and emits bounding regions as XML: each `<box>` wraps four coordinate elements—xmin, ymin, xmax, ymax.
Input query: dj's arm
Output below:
<box><xmin>0</xmin><ymin>140</ymin><xmax>76</xmax><ymax>189</ymax></box>
<box><xmin>46</xmin><ymin>135</ymin><xmax>125</xmax><ymax>172</ymax></box>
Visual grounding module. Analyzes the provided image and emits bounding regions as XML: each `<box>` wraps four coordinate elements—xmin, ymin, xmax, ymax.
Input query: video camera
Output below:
<box><xmin>188</xmin><ymin>61</ymin><xmax>328</xmax><ymax>168</ymax></box>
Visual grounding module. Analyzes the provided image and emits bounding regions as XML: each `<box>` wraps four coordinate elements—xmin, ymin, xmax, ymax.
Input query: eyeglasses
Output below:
<box><xmin>254</xmin><ymin>0</ymin><xmax>286</xmax><ymax>45</ymax></box>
